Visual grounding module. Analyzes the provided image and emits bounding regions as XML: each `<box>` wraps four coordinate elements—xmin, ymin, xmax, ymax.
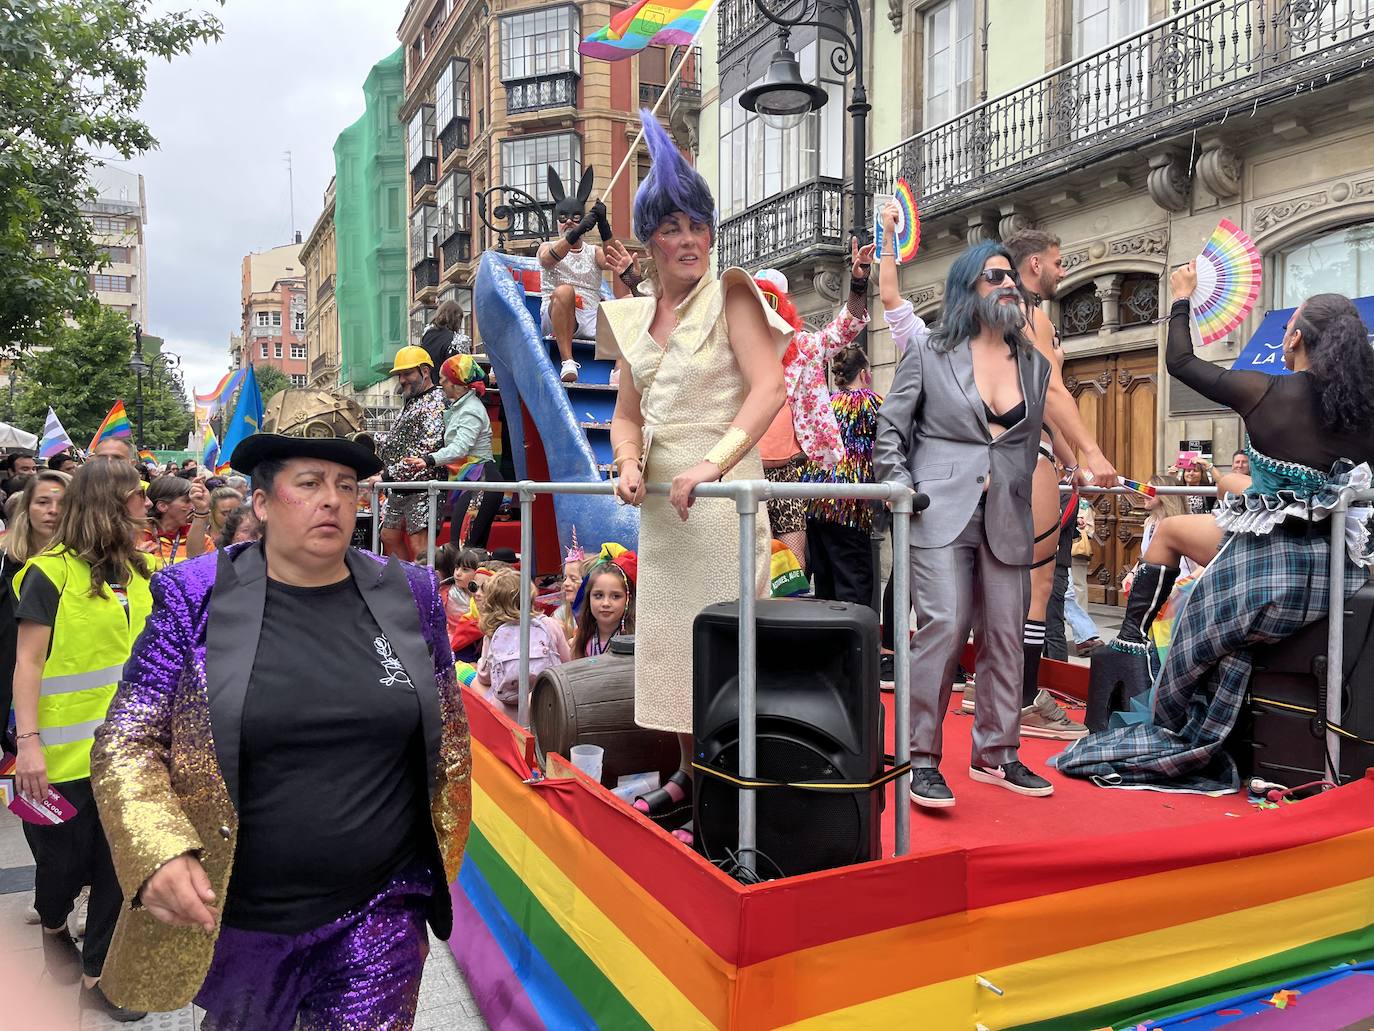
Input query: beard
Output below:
<box><xmin>976</xmin><ymin>288</ymin><xmax>1026</xmax><ymax>337</ymax></box>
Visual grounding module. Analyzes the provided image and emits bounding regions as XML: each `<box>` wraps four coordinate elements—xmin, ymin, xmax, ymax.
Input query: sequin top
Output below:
<box><xmin>541</xmin><ymin>243</ymin><xmax>603</xmax><ymax>313</ymax></box>
<box><xmin>380</xmin><ymin>385</ymin><xmax>447</xmax><ymax>481</ymax></box>
<box><xmin>802</xmin><ymin>387</ymin><xmax>883</xmax><ymax>531</ymax></box>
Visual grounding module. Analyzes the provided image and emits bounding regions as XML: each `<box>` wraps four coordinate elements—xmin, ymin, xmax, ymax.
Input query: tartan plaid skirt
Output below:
<box><xmin>1056</xmin><ymin>523</ymin><xmax>1368</xmax><ymax>793</ymax></box>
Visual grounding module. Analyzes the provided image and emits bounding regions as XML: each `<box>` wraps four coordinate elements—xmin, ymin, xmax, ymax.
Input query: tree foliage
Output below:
<box><xmin>0</xmin><ymin>0</ymin><xmax>223</xmax><ymax>349</ymax></box>
<box><xmin>10</xmin><ymin>307</ymin><xmax>193</xmax><ymax>449</ymax></box>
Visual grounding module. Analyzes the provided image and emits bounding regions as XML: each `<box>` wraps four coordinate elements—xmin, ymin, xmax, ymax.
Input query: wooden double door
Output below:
<box><xmin>1062</xmin><ymin>349</ymin><xmax>1158</xmax><ymax>606</ymax></box>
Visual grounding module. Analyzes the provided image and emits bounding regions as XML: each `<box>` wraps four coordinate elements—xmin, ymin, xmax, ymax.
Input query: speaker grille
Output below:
<box><xmin>696</xmin><ymin>732</ymin><xmax>865</xmax><ymax>878</ymax></box>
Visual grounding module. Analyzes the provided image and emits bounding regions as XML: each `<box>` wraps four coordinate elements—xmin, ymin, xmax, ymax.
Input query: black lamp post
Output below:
<box><xmin>128</xmin><ymin>323</ymin><xmax>148</xmax><ymax>447</ymax></box>
<box><xmin>739</xmin><ymin>0</ymin><xmax>870</xmax><ymax>342</ymax></box>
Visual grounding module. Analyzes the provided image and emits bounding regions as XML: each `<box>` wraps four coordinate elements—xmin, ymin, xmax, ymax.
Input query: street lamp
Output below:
<box><xmin>738</xmin><ymin>0</ymin><xmax>870</xmax><ymax>251</ymax></box>
<box><xmin>128</xmin><ymin>323</ymin><xmax>149</xmax><ymax>447</ymax></box>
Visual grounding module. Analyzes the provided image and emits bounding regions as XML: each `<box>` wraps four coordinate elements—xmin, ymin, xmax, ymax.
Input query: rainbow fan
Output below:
<box><xmin>1119</xmin><ymin>477</ymin><xmax>1157</xmax><ymax>499</ymax></box>
<box><xmin>893</xmin><ymin>178</ymin><xmax>921</xmax><ymax>263</ymax></box>
<box><xmin>1191</xmin><ymin>219</ymin><xmax>1261</xmax><ymax>345</ymax></box>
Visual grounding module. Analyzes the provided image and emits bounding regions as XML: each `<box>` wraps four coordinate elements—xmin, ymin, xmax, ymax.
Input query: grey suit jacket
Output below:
<box><xmin>875</xmin><ymin>334</ymin><xmax>1051</xmax><ymax>566</ymax></box>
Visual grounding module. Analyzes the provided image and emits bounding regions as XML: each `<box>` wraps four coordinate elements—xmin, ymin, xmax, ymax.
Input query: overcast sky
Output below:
<box><xmin>113</xmin><ymin>1</ymin><xmax>403</xmax><ymax>398</ymax></box>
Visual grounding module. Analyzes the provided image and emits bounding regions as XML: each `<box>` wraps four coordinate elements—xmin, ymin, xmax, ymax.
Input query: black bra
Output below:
<box><xmin>984</xmin><ymin>400</ymin><xmax>1026</xmax><ymax>429</ymax></box>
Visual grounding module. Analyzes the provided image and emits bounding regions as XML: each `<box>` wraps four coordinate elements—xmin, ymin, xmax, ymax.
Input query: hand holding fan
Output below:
<box><xmin>1191</xmin><ymin>219</ymin><xmax>1262</xmax><ymax>345</ymax></box>
<box><xmin>873</xmin><ymin>178</ymin><xmax>921</xmax><ymax>265</ymax></box>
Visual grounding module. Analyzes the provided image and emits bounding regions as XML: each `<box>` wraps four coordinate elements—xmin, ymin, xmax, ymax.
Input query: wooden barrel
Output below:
<box><xmin>530</xmin><ymin>636</ymin><xmax>680</xmax><ymax>786</ymax></box>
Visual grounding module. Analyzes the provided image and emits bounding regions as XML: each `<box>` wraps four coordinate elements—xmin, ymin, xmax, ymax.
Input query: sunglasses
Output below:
<box><xmin>977</xmin><ymin>268</ymin><xmax>1020</xmax><ymax>287</ymax></box>
<box><xmin>125</xmin><ymin>486</ymin><xmax>147</xmax><ymax>501</ymax></box>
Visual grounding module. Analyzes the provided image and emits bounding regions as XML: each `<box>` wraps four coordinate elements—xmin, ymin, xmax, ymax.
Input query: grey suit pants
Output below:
<box><xmin>907</xmin><ymin>503</ymin><xmax>1028</xmax><ymax>769</ymax></box>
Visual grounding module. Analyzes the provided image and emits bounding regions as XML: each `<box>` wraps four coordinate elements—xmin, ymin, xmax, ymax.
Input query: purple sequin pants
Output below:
<box><xmin>195</xmin><ymin>868</ymin><xmax>433</xmax><ymax>1031</ymax></box>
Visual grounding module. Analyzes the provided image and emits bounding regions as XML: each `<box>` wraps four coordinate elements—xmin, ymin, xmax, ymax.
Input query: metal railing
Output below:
<box><xmin>866</xmin><ymin>0</ymin><xmax>1374</xmax><ymax>217</ymax></box>
<box><xmin>363</xmin><ymin>477</ymin><xmax>1367</xmax><ymax>871</ymax></box>
<box><xmin>369</xmin><ymin>477</ymin><xmax>926</xmax><ymax>871</ymax></box>
<box><xmin>505</xmin><ymin>72</ymin><xmax>578</xmax><ymax>115</ymax></box>
<box><xmin>716</xmin><ymin>178</ymin><xmax>847</xmax><ymax>270</ymax></box>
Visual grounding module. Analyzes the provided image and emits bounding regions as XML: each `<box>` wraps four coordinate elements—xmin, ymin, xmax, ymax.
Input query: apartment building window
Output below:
<box><xmin>293</xmin><ymin>310</ymin><xmax>305</xmax><ymax>332</ymax></box>
<box><xmin>924</xmin><ymin>0</ymin><xmax>974</xmax><ymax>127</ymax></box>
<box><xmin>1073</xmin><ymin>0</ymin><xmax>1147</xmax><ymax>57</ymax></box>
<box><xmin>410</xmin><ymin>204</ymin><xmax>438</xmax><ymax>266</ymax></box>
<box><xmin>101</xmin><ymin>245</ymin><xmax>132</xmax><ymax>263</ymax></box>
<box><xmin>437</xmin><ymin>58</ymin><xmax>472</xmax><ymax>152</ymax></box>
<box><xmin>719</xmin><ymin>40</ymin><xmax>844</xmax><ymax>220</ymax></box>
<box><xmin>438</xmin><ymin>170</ymin><xmax>473</xmax><ymax>267</ymax></box>
<box><xmin>88</xmin><ymin>215</ymin><xmax>128</xmax><ymax>234</ymax></box>
<box><xmin>1277</xmin><ymin>222</ymin><xmax>1374</xmax><ymax>307</ymax></box>
<box><xmin>501</xmin><ymin>132</ymin><xmax>582</xmax><ymax>207</ymax></box>
<box><xmin>90</xmin><ymin>273</ymin><xmax>131</xmax><ymax>292</ymax></box>
<box><xmin>234</xmin><ymin>353</ymin><xmax>242</xmax><ymax>368</ymax></box>
<box><xmin>500</xmin><ymin>7</ymin><xmax>579</xmax><ymax>81</ymax></box>
<box><xmin>260</xmin><ymin>343</ymin><xmax>269</xmax><ymax>359</ymax></box>
<box><xmin>291</xmin><ymin>343</ymin><xmax>307</xmax><ymax>359</ymax></box>
<box><xmin>408</xmin><ymin>105</ymin><xmax>437</xmax><ymax>173</ymax></box>
<box><xmin>437</xmin><ymin>284</ymin><xmax>474</xmax><ymax>335</ymax></box>
<box><xmin>291</xmin><ymin>374</ymin><xmax>308</xmax><ymax>388</ymax></box>
<box><xmin>275</xmin><ymin>343</ymin><xmax>283</xmax><ymax>358</ymax></box>
<box><xmin>255</xmin><ymin>311</ymin><xmax>271</xmax><ymax>327</ymax></box>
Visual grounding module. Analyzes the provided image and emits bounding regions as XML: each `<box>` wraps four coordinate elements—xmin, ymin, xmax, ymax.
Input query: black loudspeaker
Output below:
<box><xmin>692</xmin><ymin>599</ymin><xmax>883</xmax><ymax>879</ymax></box>
<box><xmin>1239</xmin><ymin>579</ymin><xmax>1374</xmax><ymax>785</ymax></box>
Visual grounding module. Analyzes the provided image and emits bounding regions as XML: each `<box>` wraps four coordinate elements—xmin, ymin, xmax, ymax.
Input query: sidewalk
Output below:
<box><xmin>0</xmin><ymin>807</ymin><xmax>487</xmax><ymax>1030</ymax></box>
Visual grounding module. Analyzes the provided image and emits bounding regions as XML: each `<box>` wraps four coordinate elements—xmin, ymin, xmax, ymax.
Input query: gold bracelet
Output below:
<box><xmin>704</xmin><ymin>426</ymin><xmax>752</xmax><ymax>473</ymax></box>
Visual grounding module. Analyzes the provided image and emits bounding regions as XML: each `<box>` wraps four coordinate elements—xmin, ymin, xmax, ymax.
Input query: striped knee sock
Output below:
<box><xmin>1022</xmin><ymin>620</ymin><xmax>1046</xmax><ymax>708</ymax></box>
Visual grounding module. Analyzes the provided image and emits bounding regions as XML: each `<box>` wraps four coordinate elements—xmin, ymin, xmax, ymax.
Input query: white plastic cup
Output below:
<box><xmin>569</xmin><ymin>744</ymin><xmax>604</xmax><ymax>784</ymax></box>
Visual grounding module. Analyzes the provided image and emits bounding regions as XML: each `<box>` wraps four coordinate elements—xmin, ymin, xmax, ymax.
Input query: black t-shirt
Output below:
<box><xmin>223</xmin><ymin>575</ymin><xmax>432</xmax><ymax>934</ymax></box>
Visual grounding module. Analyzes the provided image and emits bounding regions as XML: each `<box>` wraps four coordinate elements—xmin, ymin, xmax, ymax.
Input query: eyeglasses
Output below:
<box><xmin>125</xmin><ymin>486</ymin><xmax>147</xmax><ymax>501</ymax></box>
<box><xmin>977</xmin><ymin>268</ymin><xmax>1020</xmax><ymax>287</ymax></box>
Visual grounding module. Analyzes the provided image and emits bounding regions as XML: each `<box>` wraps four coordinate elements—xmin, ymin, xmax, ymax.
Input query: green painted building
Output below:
<box><xmin>334</xmin><ymin>48</ymin><xmax>408</xmax><ymax>392</ymax></box>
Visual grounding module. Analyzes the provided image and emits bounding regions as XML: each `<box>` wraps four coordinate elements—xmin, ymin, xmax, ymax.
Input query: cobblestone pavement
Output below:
<box><xmin>0</xmin><ymin>807</ymin><xmax>487</xmax><ymax>1030</ymax></box>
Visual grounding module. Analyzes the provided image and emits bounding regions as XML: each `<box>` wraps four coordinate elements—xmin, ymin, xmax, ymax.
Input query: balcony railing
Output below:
<box><xmin>716</xmin><ymin>179</ymin><xmax>846</xmax><ymax>270</ymax></box>
<box><xmin>672</xmin><ymin>45</ymin><xmax>702</xmax><ymax>102</ymax></box>
<box><xmin>719</xmin><ymin>0</ymin><xmax>767</xmax><ymax>54</ymax></box>
<box><xmin>413</xmin><ymin>257</ymin><xmax>440</xmax><ymax>295</ymax></box>
<box><xmin>317</xmin><ymin>274</ymin><xmax>334</xmax><ymax>303</ymax></box>
<box><xmin>411</xmin><ymin>157</ymin><xmax>437</xmax><ymax>199</ymax></box>
<box><xmin>249</xmin><ymin>325</ymin><xmax>282</xmax><ymax>340</ymax></box>
<box><xmin>639</xmin><ymin>82</ymin><xmax>665</xmax><ymax>107</ymax></box>
<box><xmin>506</xmin><ymin>72</ymin><xmax>578</xmax><ymax>115</ymax></box>
<box><xmin>311</xmin><ymin>352</ymin><xmax>340</xmax><ymax>381</ymax></box>
<box><xmin>867</xmin><ymin>0</ymin><xmax>1374</xmax><ymax>218</ymax></box>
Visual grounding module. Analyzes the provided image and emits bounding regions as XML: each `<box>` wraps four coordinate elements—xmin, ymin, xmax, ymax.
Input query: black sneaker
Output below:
<box><xmin>80</xmin><ymin>981</ymin><xmax>148</xmax><ymax>1023</ymax></box>
<box><xmin>909</xmin><ymin>768</ymin><xmax>955</xmax><ymax>808</ymax></box>
<box><xmin>968</xmin><ymin>760</ymin><xmax>1054</xmax><ymax>797</ymax></box>
<box><xmin>41</xmin><ymin>928</ymin><xmax>82</xmax><ymax>985</ymax></box>
<box><xmin>879</xmin><ymin>654</ymin><xmax>895</xmax><ymax>690</ymax></box>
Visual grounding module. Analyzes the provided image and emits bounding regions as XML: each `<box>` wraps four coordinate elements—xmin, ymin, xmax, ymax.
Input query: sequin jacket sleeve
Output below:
<box><xmin>403</xmin><ymin>561</ymin><xmax>471</xmax><ymax>881</ymax></box>
<box><xmin>91</xmin><ymin>571</ymin><xmax>206</xmax><ymax>903</ymax></box>
<box><xmin>787</xmin><ymin>305</ymin><xmax>870</xmax><ymax>468</ymax></box>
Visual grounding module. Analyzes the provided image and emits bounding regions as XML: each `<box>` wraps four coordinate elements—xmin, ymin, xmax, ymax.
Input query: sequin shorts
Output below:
<box><xmin>764</xmin><ymin>456</ymin><xmax>807</xmax><ymax>535</ymax></box>
<box><xmin>195</xmin><ymin>865</ymin><xmax>434</xmax><ymax>1031</ymax></box>
<box><xmin>382</xmin><ymin>490</ymin><xmax>433</xmax><ymax>535</ymax></box>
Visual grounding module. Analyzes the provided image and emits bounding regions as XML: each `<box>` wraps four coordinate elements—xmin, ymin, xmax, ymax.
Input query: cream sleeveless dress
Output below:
<box><xmin>597</xmin><ymin>268</ymin><xmax>794</xmax><ymax>733</ymax></box>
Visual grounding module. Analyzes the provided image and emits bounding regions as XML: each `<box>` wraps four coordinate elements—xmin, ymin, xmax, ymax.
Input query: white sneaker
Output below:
<box><xmin>560</xmin><ymin>359</ymin><xmax>580</xmax><ymax>383</ymax></box>
<box><xmin>24</xmin><ymin>896</ymin><xmax>40</xmax><ymax>925</ymax></box>
<box><xmin>73</xmin><ymin>885</ymin><xmax>89</xmax><ymax>938</ymax></box>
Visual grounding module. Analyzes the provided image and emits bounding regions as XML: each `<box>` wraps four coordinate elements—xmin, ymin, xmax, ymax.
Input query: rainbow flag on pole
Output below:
<box><xmin>38</xmin><ymin>408</ymin><xmax>74</xmax><ymax>459</ymax></box>
<box><xmin>88</xmin><ymin>400</ymin><xmax>133</xmax><ymax>452</ymax></box>
<box><xmin>201</xmin><ymin>426</ymin><xmax>220</xmax><ymax>472</ymax></box>
<box><xmin>580</xmin><ymin>0</ymin><xmax>713</xmax><ymax>60</ymax></box>
<box><xmin>194</xmin><ymin>368</ymin><xmax>247</xmax><ymax>423</ymax></box>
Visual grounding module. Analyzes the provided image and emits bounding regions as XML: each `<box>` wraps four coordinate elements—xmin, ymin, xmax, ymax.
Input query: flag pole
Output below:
<box><xmin>598</xmin><ymin>2</ymin><xmax>719</xmax><ymax>202</ymax></box>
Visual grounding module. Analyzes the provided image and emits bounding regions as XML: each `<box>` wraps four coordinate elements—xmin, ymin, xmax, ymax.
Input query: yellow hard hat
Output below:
<box><xmin>390</xmin><ymin>345</ymin><xmax>433</xmax><ymax>375</ymax></box>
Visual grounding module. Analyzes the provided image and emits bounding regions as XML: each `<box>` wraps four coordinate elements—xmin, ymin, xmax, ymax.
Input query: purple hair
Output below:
<box><xmin>632</xmin><ymin>109</ymin><xmax>716</xmax><ymax>244</ymax></box>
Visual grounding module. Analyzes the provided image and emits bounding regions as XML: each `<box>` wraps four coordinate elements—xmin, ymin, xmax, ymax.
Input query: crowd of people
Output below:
<box><xmin>5</xmin><ymin>104</ymin><xmax>1374</xmax><ymax>1029</ymax></box>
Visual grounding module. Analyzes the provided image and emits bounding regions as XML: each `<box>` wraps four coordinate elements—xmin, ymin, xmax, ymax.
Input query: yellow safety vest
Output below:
<box><xmin>15</xmin><ymin>550</ymin><xmax>158</xmax><ymax>784</ymax></box>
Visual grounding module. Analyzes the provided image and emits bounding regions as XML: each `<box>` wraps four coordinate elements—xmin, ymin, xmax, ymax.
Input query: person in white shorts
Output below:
<box><xmin>537</xmin><ymin>166</ymin><xmax>611</xmax><ymax>384</ymax></box>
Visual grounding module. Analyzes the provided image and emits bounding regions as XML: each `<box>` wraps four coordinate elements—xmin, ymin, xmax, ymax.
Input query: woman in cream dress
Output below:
<box><xmin>599</xmin><ymin>112</ymin><xmax>791</xmax><ymax>822</ymax></box>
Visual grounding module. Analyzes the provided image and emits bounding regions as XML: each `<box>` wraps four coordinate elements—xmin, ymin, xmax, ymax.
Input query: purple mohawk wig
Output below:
<box><xmin>632</xmin><ymin>109</ymin><xmax>716</xmax><ymax>245</ymax></box>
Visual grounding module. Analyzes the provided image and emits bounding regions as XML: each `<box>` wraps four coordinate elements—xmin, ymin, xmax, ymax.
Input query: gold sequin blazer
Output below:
<box><xmin>89</xmin><ymin>543</ymin><xmax>472</xmax><ymax>1012</ymax></box>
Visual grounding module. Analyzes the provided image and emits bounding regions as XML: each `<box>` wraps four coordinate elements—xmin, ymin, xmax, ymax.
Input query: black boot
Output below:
<box><xmin>1111</xmin><ymin>563</ymin><xmax>1179</xmax><ymax>654</ymax></box>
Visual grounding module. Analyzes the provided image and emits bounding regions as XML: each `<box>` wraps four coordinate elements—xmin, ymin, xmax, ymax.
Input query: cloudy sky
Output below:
<box><xmin>118</xmin><ymin>1</ymin><xmax>403</xmax><ymax>397</ymax></box>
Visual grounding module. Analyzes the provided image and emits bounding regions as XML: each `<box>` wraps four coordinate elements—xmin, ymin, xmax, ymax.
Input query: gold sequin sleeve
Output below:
<box><xmin>425</xmin><ymin>572</ymin><xmax>472</xmax><ymax>881</ymax></box>
<box><xmin>91</xmin><ymin>573</ymin><xmax>205</xmax><ymax>905</ymax></box>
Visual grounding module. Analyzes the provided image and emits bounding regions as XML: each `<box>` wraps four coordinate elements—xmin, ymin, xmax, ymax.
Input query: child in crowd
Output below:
<box><xmin>555</xmin><ymin>538</ymin><xmax>588</xmax><ymax>639</ymax></box>
<box><xmin>474</xmin><ymin>569</ymin><xmax>571</xmax><ymax>722</ymax></box>
<box><xmin>571</xmin><ymin>547</ymin><xmax>637</xmax><ymax>658</ymax></box>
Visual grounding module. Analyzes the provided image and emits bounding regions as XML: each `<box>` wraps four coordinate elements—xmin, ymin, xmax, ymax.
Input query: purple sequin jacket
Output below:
<box><xmin>90</xmin><ymin>542</ymin><xmax>471</xmax><ymax>1013</ymax></box>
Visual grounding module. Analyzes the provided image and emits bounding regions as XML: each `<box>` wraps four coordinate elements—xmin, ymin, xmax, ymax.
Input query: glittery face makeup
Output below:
<box><xmin>650</xmin><ymin>212</ymin><xmax>711</xmax><ymax>291</ymax></box>
<box><xmin>256</xmin><ymin>460</ymin><xmax>359</xmax><ymax>562</ymax></box>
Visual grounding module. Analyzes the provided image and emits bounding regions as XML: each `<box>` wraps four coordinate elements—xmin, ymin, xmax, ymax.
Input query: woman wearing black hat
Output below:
<box><xmin>89</xmin><ymin>434</ymin><xmax>471</xmax><ymax>1029</ymax></box>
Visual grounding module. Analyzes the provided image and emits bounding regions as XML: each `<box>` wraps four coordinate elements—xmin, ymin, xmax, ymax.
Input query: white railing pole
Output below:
<box><xmin>426</xmin><ymin>487</ymin><xmax>438</xmax><ymax>567</ymax></box>
<box><xmin>890</xmin><ymin>488</ymin><xmax>914</xmax><ymax>857</ymax></box>
<box><xmin>517</xmin><ymin>483</ymin><xmax>535</xmax><ymax>729</ymax></box>
<box><xmin>1325</xmin><ymin>494</ymin><xmax>1349</xmax><ymax>782</ymax></box>
<box><xmin>735</xmin><ymin>483</ymin><xmax>761</xmax><ymax>879</ymax></box>
<box><xmin>370</xmin><ymin>484</ymin><xmax>381</xmax><ymax>553</ymax></box>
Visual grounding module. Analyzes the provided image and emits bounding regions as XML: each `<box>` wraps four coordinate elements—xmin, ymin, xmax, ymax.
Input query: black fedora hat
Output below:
<box><xmin>230</xmin><ymin>433</ymin><xmax>383</xmax><ymax>479</ymax></box>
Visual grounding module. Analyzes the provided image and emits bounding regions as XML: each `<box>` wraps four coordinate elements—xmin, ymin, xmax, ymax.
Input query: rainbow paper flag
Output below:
<box><xmin>580</xmin><ymin>0</ymin><xmax>713</xmax><ymax>60</ymax></box>
<box><xmin>88</xmin><ymin>400</ymin><xmax>133</xmax><ymax>452</ymax></box>
<box><xmin>1120</xmin><ymin>477</ymin><xmax>1157</xmax><ymax>499</ymax></box>
<box><xmin>138</xmin><ymin>449</ymin><xmax>156</xmax><ymax>463</ymax></box>
<box><xmin>38</xmin><ymin>408</ymin><xmax>74</xmax><ymax>459</ymax></box>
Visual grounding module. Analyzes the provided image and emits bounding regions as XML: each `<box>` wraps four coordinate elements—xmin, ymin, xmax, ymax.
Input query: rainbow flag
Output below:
<box><xmin>580</xmin><ymin>0</ymin><xmax>713</xmax><ymax>60</ymax></box>
<box><xmin>138</xmin><ymin>449</ymin><xmax>156</xmax><ymax>463</ymax></box>
<box><xmin>194</xmin><ymin>368</ymin><xmax>247</xmax><ymax>422</ymax></box>
<box><xmin>88</xmin><ymin>400</ymin><xmax>133</xmax><ymax>452</ymax></box>
<box><xmin>201</xmin><ymin>426</ymin><xmax>220</xmax><ymax>472</ymax></box>
<box><xmin>1120</xmin><ymin>477</ymin><xmax>1158</xmax><ymax>499</ymax></box>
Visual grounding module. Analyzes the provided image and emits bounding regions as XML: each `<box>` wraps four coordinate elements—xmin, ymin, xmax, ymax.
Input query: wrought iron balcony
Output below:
<box><xmin>413</xmin><ymin>257</ymin><xmax>440</xmax><ymax>295</ymax></box>
<box><xmin>672</xmin><ymin>45</ymin><xmax>702</xmax><ymax>102</ymax></box>
<box><xmin>310</xmin><ymin>352</ymin><xmax>340</xmax><ymax>380</ymax></box>
<box><xmin>317</xmin><ymin>274</ymin><xmax>334</xmax><ymax>303</ymax></box>
<box><xmin>866</xmin><ymin>0</ymin><xmax>1374</xmax><ymax>218</ymax></box>
<box><xmin>639</xmin><ymin>82</ymin><xmax>665</xmax><ymax>107</ymax></box>
<box><xmin>716</xmin><ymin>178</ymin><xmax>846</xmax><ymax>270</ymax></box>
<box><xmin>719</xmin><ymin>0</ymin><xmax>768</xmax><ymax>54</ymax></box>
<box><xmin>506</xmin><ymin>72</ymin><xmax>578</xmax><ymax>115</ymax></box>
<box><xmin>411</xmin><ymin>157</ymin><xmax>437</xmax><ymax>199</ymax></box>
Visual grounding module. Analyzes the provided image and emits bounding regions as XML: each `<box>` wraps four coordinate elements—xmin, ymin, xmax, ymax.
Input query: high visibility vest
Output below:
<box><xmin>16</xmin><ymin>550</ymin><xmax>158</xmax><ymax>784</ymax></box>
